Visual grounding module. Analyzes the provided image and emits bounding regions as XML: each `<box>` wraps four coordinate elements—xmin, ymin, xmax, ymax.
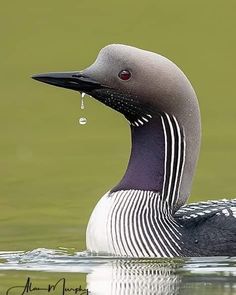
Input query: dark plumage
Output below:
<box><xmin>175</xmin><ymin>199</ymin><xmax>236</xmax><ymax>256</ymax></box>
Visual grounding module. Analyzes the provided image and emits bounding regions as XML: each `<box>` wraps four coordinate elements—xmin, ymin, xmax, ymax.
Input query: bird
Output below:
<box><xmin>32</xmin><ymin>44</ymin><xmax>236</xmax><ymax>257</ymax></box>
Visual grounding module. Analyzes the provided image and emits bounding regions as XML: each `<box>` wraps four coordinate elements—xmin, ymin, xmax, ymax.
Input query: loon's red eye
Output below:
<box><xmin>118</xmin><ymin>70</ymin><xmax>131</xmax><ymax>81</ymax></box>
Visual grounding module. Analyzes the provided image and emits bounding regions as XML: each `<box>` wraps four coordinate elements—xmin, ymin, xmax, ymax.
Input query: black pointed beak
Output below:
<box><xmin>32</xmin><ymin>71</ymin><xmax>148</xmax><ymax>123</ymax></box>
<box><xmin>32</xmin><ymin>71</ymin><xmax>104</xmax><ymax>93</ymax></box>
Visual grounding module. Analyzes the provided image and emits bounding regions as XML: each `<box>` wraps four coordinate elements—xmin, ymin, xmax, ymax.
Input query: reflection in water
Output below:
<box><xmin>0</xmin><ymin>249</ymin><xmax>236</xmax><ymax>295</ymax></box>
<box><xmin>87</xmin><ymin>260</ymin><xmax>180</xmax><ymax>295</ymax></box>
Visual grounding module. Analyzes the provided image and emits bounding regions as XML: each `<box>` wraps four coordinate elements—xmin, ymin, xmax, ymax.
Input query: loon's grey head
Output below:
<box><xmin>32</xmin><ymin>44</ymin><xmax>201</xmax><ymax>210</ymax></box>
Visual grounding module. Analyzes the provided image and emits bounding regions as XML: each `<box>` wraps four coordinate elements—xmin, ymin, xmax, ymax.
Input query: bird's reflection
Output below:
<box><xmin>86</xmin><ymin>259</ymin><xmax>181</xmax><ymax>295</ymax></box>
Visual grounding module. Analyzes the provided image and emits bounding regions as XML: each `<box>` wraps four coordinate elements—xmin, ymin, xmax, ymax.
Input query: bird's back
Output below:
<box><xmin>174</xmin><ymin>199</ymin><xmax>236</xmax><ymax>256</ymax></box>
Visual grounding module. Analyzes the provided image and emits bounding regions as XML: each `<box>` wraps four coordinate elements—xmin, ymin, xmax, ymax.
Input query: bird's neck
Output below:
<box><xmin>112</xmin><ymin>113</ymin><xmax>186</xmax><ymax>210</ymax></box>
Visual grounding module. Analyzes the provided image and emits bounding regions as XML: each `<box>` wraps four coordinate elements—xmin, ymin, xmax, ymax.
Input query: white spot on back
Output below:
<box><xmin>222</xmin><ymin>209</ymin><xmax>230</xmax><ymax>217</ymax></box>
<box><xmin>230</xmin><ymin>207</ymin><xmax>236</xmax><ymax>218</ymax></box>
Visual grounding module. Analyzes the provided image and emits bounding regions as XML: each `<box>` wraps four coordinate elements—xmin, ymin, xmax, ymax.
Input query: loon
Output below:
<box><xmin>32</xmin><ymin>44</ymin><xmax>236</xmax><ymax>257</ymax></box>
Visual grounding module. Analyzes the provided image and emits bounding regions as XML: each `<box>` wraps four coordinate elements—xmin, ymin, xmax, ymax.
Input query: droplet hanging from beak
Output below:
<box><xmin>81</xmin><ymin>92</ymin><xmax>85</xmax><ymax>110</ymax></box>
<box><xmin>79</xmin><ymin>92</ymin><xmax>87</xmax><ymax>125</ymax></box>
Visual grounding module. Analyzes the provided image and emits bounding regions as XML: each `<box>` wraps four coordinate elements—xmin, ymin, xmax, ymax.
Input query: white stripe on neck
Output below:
<box><xmin>161</xmin><ymin>113</ymin><xmax>186</xmax><ymax>210</ymax></box>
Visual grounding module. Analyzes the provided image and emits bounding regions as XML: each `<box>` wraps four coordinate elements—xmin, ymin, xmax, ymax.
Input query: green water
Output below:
<box><xmin>1</xmin><ymin>0</ymin><xmax>236</xmax><ymax>293</ymax></box>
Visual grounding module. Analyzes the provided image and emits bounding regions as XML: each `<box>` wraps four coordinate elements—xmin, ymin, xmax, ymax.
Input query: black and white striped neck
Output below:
<box><xmin>112</xmin><ymin>113</ymin><xmax>186</xmax><ymax>212</ymax></box>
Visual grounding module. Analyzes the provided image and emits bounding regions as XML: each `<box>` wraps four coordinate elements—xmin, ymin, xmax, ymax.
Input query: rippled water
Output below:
<box><xmin>0</xmin><ymin>248</ymin><xmax>236</xmax><ymax>294</ymax></box>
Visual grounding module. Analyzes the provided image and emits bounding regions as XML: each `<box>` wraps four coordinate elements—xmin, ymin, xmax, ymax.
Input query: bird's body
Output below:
<box><xmin>87</xmin><ymin>191</ymin><xmax>236</xmax><ymax>257</ymax></box>
<box><xmin>32</xmin><ymin>44</ymin><xmax>236</xmax><ymax>257</ymax></box>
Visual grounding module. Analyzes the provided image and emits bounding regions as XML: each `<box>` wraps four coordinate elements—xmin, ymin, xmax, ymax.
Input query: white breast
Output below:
<box><xmin>86</xmin><ymin>191</ymin><xmax>113</xmax><ymax>254</ymax></box>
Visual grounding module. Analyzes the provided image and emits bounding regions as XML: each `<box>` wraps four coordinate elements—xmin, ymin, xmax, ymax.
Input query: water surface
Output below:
<box><xmin>0</xmin><ymin>249</ymin><xmax>235</xmax><ymax>294</ymax></box>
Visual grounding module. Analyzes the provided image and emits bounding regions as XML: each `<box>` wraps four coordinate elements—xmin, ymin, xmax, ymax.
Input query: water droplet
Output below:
<box><xmin>81</xmin><ymin>97</ymin><xmax>85</xmax><ymax>110</ymax></box>
<box><xmin>81</xmin><ymin>92</ymin><xmax>86</xmax><ymax>109</ymax></box>
<box><xmin>79</xmin><ymin>117</ymin><xmax>87</xmax><ymax>125</ymax></box>
<box><xmin>79</xmin><ymin>93</ymin><xmax>86</xmax><ymax>125</ymax></box>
